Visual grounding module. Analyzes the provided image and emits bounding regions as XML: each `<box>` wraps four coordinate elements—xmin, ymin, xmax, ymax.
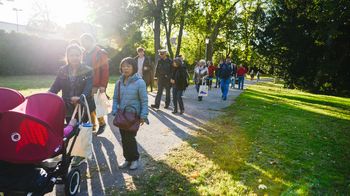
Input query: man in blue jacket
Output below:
<box><xmin>220</xmin><ymin>57</ymin><xmax>233</xmax><ymax>100</ymax></box>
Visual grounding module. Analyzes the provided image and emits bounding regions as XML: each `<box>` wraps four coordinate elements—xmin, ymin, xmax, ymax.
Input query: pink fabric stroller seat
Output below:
<box><xmin>0</xmin><ymin>87</ymin><xmax>25</xmax><ymax>112</ymax></box>
<box><xmin>0</xmin><ymin>93</ymin><xmax>65</xmax><ymax>164</ymax></box>
<box><xmin>0</xmin><ymin>89</ymin><xmax>83</xmax><ymax>195</ymax></box>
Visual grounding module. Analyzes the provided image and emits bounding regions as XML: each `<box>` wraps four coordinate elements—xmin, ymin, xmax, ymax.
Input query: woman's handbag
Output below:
<box><xmin>113</xmin><ymin>81</ymin><xmax>140</xmax><ymax>132</ymax></box>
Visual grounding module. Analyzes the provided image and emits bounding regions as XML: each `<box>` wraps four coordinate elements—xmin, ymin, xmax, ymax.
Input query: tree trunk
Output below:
<box><xmin>162</xmin><ymin>7</ymin><xmax>174</xmax><ymax>58</ymax></box>
<box><xmin>207</xmin><ymin>0</ymin><xmax>240</xmax><ymax>61</ymax></box>
<box><xmin>162</xmin><ymin>0</ymin><xmax>175</xmax><ymax>59</ymax></box>
<box><xmin>175</xmin><ymin>0</ymin><xmax>188</xmax><ymax>57</ymax></box>
<box><xmin>153</xmin><ymin>0</ymin><xmax>163</xmax><ymax>64</ymax></box>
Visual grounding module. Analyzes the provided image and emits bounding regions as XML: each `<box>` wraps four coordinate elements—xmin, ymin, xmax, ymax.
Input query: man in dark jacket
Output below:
<box><xmin>151</xmin><ymin>49</ymin><xmax>172</xmax><ymax>109</ymax></box>
<box><xmin>134</xmin><ymin>47</ymin><xmax>154</xmax><ymax>92</ymax></box>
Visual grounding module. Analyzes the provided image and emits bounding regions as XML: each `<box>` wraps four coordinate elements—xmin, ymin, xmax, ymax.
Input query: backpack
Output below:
<box><xmin>184</xmin><ymin>67</ymin><xmax>190</xmax><ymax>88</ymax></box>
<box><xmin>220</xmin><ymin>63</ymin><xmax>232</xmax><ymax>78</ymax></box>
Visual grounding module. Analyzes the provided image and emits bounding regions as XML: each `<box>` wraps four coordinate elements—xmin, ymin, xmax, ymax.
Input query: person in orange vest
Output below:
<box><xmin>80</xmin><ymin>33</ymin><xmax>109</xmax><ymax>135</ymax></box>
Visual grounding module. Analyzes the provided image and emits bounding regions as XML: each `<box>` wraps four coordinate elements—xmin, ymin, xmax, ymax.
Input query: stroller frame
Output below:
<box><xmin>0</xmin><ymin>122</ymin><xmax>82</xmax><ymax>196</ymax></box>
<box><xmin>0</xmin><ymin>98</ymin><xmax>91</xmax><ymax>196</ymax></box>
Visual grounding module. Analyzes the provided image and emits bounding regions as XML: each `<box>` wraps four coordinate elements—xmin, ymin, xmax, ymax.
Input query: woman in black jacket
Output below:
<box><xmin>49</xmin><ymin>44</ymin><xmax>94</xmax><ymax>123</ymax></box>
<box><xmin>170</xmin><ymin>58</ymin><xmax>188</xmax><ymax>114</ymax></box>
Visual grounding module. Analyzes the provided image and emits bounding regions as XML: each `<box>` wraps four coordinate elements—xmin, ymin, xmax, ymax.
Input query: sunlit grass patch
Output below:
<box><xmin>132</xmin><ymin>82</ymin><xmax>350</xmax><ymax>195</ymax></box>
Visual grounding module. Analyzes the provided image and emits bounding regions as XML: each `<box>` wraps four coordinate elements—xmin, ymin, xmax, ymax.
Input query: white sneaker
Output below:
<box><xmin>118</xmin><ymin>161</ymin><xmax>130</xmax><ymax>169</ymax></box>
<box><xmin>129</xmin><ymin>160</ymin><xmax>139</xmax><ymax>170</ymax></box>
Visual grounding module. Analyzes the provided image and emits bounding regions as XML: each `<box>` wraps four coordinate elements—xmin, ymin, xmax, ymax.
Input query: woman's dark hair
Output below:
<box><xmin>173</xmin><ymin>57</ymin><xmax>183</xmax><ymax>68</ymax></box>
<box><xmin>119</xmin><ymin>57</ymin><xmax>138</xmax><ymax>75</ymax></box>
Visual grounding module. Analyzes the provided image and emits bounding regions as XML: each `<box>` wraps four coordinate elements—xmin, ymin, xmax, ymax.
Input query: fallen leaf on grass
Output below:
<box><xmin>189</xmin><ymin>171</ymin><xmax>200</xmax><ymax>179</ymax></box>
<box><xmin>258</xmin><ymin>184</ymin><xmax>267</xmax><ymax>190</ymax></box>
<box><xmin>269</xmin><ymin>160</ymin><xmax>278</xmax><ymax>165</ymax></box>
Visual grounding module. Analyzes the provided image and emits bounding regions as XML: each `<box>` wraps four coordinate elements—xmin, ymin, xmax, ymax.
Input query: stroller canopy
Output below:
<box><xmin>0</xmin><ymin>87</ymin><xmax>25</xmax><ymax>112</ymax></box>
<box><xmin>0</xmin><ymin>92</ymin><xmax>65</xmax><ymax>164</ymax></box>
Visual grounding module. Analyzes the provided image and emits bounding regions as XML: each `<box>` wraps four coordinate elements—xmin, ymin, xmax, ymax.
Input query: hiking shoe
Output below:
<box><xmin>71</xmin><ymin>157</ymin><xmax>85</xmax><ymax>167</ymax></box>
<box><xmin>129</xmin><ymin>160</ymin><xmax>139</xmax><ymax>170</ymax></box>
<box><xmin>151</xmin><ymin>104</ymin><xmax>159</xmax><ymax>109</ymax></box>
<box><xmin>118</xmin><ymin>161</ymin><xmax>130</xmax><ymax>169</ymax></box>
<box><xmin>172</xmin><ymin>110</ymin><xmax>178</xmax><ymax>114</ymax></box>
<box><xmin>96</xmin><ymin>124</ymin><xmax>106</xmax><ymax>135</ymax></box>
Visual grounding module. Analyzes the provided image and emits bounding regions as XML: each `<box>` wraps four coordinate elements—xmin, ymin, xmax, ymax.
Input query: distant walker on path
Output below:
<box><xmin>151</xmin><ymin>49</ymin><xmax>172</xmax><ymax>109</ymax></box>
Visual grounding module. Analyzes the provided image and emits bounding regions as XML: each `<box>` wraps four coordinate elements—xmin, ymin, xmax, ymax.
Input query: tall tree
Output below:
<box><xmin>162</xmin><ymin>0</ymin><xmax>175</xmax><ymax>58</ymax></box>
<box><xmin>187</xmin><ymin>0</ymin><xmax>240</xmax><ymax>61</ymax></box>
<box><xmin>256</xmin><ymin>0</ymin><xmax>350</xmax><ymax>95</ymax></box>
<box><xmin>175</xmin><ymin>0</ymin><xmax>189</xmax><ymax>57</ymax></box>
<box><xmin>141</xmin><ymin>0</ymin><xmax>164</xmax><ymax>62</ymax></box>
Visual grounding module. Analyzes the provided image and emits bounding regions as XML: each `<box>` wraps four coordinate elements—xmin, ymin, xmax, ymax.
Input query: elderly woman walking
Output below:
<box><xmin>194</xmin><ymin>59</ymin><xmax>208</xmax><ymax>101</ymax></box>
<box><xmin>112</xmin><ymin>57</ymin><xmax>149</xmax><ymax>170</ymax></box>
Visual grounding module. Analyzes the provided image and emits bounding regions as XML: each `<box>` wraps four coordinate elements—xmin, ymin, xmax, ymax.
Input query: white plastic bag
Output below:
<box><xmin>69</xmin><ymin>95</ymin><xmax>93</xmax><ymax>159</ymax></box>
<box><xmin>94</xmin><ymin>89</ymin><xmax>109</xmax><ymax>118</ymax></box>
<box><xmin>198</xmin><ymin>85</ymin><xmax>208</xmax><ymax>96</ymax></box>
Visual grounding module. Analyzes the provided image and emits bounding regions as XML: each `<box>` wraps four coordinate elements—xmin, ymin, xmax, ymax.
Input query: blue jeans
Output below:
<box><xmin>220</xmin><ymin>78</ymin><xmax>230</xmax><ymax>100</ymax></box>
<box><xmin>172</xmin><ymin>87</ymin><xmax>184</xmax><ymax>111</ymax></box>
<box><xmin>238</xmin><ymin>76</ymin><xmax>245</xmax><ymax>89</ymax></box>
<box><xmin>207</xmin><ymin>77</ymin><xmax>213</xmax><ymax>88</ymax></box>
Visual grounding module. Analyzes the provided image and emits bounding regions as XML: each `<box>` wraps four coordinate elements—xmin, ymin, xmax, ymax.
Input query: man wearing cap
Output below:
<box><xmin>134</xmin><ymin>47</ymin><xmax>154</xmax><ymax>92</ymax></box>
<box><xmin>151</xmin><ymin>49</ymin><xmax>172</xmax><ymax>109</ymax></box>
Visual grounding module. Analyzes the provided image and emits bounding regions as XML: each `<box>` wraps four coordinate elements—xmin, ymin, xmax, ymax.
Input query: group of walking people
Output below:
<box><xmin>192</xmin><ymin>56</ymin><xmax>257</xmax><ymax>102</ymax></box>
<box><xmin>150</xmin><ymin>50</ymin><xmax>188</xmax><ymax>115</ymax></box>
<box><xmin>49</xmin><ymin>33</ymin><xmax>149</xmax><ymax>170</ymax></box>
<box><xmin>48</xmin><ymin>32</ymin><xmax>259</xmax><ymax>171</ymax></box>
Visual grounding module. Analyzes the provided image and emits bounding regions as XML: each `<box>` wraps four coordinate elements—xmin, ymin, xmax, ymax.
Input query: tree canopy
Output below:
<box><xmin>0</xmin><ymin>0</ymin><xmax>348</xmax><ymax>96</ymax></box>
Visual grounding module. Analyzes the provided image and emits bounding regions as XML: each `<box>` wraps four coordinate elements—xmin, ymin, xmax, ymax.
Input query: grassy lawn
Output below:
<box><xmin>129</xmin><ymin>82</ymin><xmax>350</xmax><ymax>195</ymax></box>
<box><xmin>0</xmin><ymin>75</ymin><xmax>119</xmax><ymax>97</ymax></box>
<box><xmin>2</xmin><ymin>76</ymin><xmax>349</xmax><ymax>194</ymax></box>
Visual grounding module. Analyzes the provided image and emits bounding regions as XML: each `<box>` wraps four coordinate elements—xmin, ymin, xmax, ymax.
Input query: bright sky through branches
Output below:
<box><xmin>0</xmin><ymin>0</ymin><xmax>90</xmax><ymax>26</ymax></box>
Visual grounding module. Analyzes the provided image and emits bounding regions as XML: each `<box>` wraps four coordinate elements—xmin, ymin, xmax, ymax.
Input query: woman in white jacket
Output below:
<box><xmin>193</xmin><ymin>59</ymin><xmax>208</xmax><ymax>101</ymax></box>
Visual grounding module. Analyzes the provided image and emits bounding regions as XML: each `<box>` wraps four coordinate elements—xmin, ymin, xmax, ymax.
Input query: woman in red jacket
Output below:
<box><xmin>236</xmin><ymin>64</ymin><xmax>247</xmax><ymax>90</ymax></box>
<box><xmin>207</xmin><ymin>61</ymin><xmax>216</xmax><ymax>89</ymax></box>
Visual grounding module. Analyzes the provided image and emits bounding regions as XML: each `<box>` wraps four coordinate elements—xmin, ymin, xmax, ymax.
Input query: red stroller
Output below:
<box><xmin>0</xmin><ymin>87</ymin><xmax>84</xmax><ymax>196</ymax></box>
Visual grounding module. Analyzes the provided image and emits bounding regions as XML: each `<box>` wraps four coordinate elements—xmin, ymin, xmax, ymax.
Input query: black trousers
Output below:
<box><xmin>172</xmin><ymin>87</ymin><xmax>184</xmax><ymax>111</ymax></box>
<box><xmin>119</xmin><ymin>129</ymin><xmax>139</xmax><ymax>161</ymax></box>
<box><xmin>155</xmin><ymin>77</ymin><xmax>171</xmax><ymax>107</ymax></box>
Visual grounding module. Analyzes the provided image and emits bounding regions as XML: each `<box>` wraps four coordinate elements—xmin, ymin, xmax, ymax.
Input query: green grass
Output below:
<box><xmin>129</xmin><ymin>82</ymin><xmax>350</xmax><ymax>195</ymax></box>
<box><xmin>2</xmin><ymin>76</ymin><xmax>349</xmax><ymax>194</ymax></box>
<box><xmin>0</xmin><ymin>75</ymin><xmax>119</xmax><ymax>96</ymax></box>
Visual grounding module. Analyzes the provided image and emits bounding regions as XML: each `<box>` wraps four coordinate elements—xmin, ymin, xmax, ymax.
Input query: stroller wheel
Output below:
<box><xmin>65</xmin><ymin>168</ymin><xmax>81</xmax><ymax>196</ymax></box>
